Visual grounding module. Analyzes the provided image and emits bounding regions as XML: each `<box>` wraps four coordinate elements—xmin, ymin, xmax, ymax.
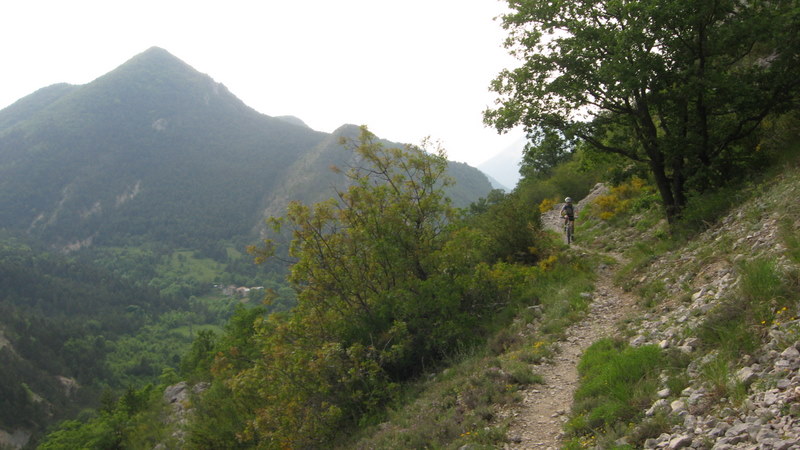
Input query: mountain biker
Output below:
<box><xmin>561</xmin><ymin>197</ymin><xmax>575</xmax><ymax>232</ymax></box>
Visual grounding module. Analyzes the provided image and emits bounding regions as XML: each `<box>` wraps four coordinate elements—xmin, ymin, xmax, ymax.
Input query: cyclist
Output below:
<box><xmin>561</xmin><ymin>197</ymin><xmax>575</xmax><ymax>239</ymax></box>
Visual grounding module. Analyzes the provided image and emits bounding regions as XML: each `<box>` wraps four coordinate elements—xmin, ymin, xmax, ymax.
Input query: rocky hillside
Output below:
<box><xmin>572</xmin><ymin>169</ymin><xmax>800</xmax><ymax>448</ymax></box>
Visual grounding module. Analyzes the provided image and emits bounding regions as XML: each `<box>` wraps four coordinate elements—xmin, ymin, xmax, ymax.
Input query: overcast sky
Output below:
<box><xmin>0</xmin><ymin>0</ymin><xmax>526</xmax><ymax>166</ymax></box>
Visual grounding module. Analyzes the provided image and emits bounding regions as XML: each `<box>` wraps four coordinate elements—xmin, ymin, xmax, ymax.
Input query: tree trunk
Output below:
<box><xmin>647</xmin><ymin>149</ymin><xmax>679</xmax><ymax>223</ymax></box>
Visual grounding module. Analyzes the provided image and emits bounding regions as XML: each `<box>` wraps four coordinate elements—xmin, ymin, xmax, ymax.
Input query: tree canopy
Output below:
<box><xmin>485</xmin><ymin>0</ymin><xmax>800</xmax><ymax>220</ymax></box>
<box><xmin>234</xmin><ymin>127</ymin><xmax>505</xmax><ymax>446</ymax></box>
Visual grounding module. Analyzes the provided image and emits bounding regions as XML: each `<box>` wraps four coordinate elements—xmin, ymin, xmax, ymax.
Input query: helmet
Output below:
<box><xmin>565</xmin><ymin>197</ymin><xmax>572</xmax><ymax>203</ymax></box>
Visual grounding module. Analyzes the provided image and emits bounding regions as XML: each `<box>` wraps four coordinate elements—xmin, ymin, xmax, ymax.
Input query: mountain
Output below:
<box><xmin>274</xmin><ymin>115</ymin><xmax>311</xmax><ymax>128</ymax></box>
<box><xmin>0</xmin><ymin>47</ymin><xmax>492</xmax><ymax>253</ymax></box>
<box><xmin>0</xmin><ymin>48</ymin><xmax>494</xmax><ymax>446</ymax></box>
<box><xmin>477</xmin><ymin>136</ymin><xmax>526</xmax><ymax>190</ymax></box>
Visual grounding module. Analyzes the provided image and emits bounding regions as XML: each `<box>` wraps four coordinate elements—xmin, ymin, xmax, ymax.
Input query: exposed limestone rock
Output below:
<box><xmin>157</xmin><ymin>381</ymin><xmax>210</xmax><ymax>448</ymax></box>
<box><xmin>56</xmin><ymin>376</ymin><xmax>79</xmax><ymax>397</ymax></box>
<box><xmin>0</xmin><ymin>429</ymin><xmax>31</xmax><ymax>450</ymax></box>
<box><xmin>620</xmin><ymin>198</ymin><xmax>800</xmax><ymax>449</ymax></box>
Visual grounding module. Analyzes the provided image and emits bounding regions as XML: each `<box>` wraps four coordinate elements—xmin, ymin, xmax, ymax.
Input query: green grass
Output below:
<box><xmin>691</xmin><ymin>256</ymin><xmax>800</xmax><ymax>406</ymax></box>
<box><xmin>339</xmin><ymin>350</ymin><xmax>515</xmax><ymax>449</ymax></box>
<box><xmin>699</xmin><ymin>353</ymin><xmax>749</xmax><ymax>404</ymax></box>
<box><xmin>566</xmin><ymin>339</ymin><xmax>663</xmax><ymax>439</ymax></box>
<box><xmin>637</xmin><ymin>279</ymin><xmax>666</xmax><ymax>308</ymax></box>
<box><xmin>614</xmin><ymin>240</ymin><xmax>675</xmax><ymax>292</ymax></box>
<box><xmin>695</xmin><ymin>257</ymin><xmax>796</xmax><ymax>363</ymax></box>
<box><xmin>158</xmin><ymin>250</ymin><xmax>227</xmax><ymax>284</ymax></box>
<box><xmin>695</xmin><ymin>298</ymin><xmax>761</xmax><ymax>358</ymax></box>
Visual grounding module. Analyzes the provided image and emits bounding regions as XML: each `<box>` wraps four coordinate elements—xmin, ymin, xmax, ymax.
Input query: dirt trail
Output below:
<box><xmin>504</xmin><ymin>260</ymin><xmax>638</xmax><ymax>448</ymax></box>
<box><xmin>504</xmin><ymin>191</ymin><xmax>638</xmax><ymax>449</ymax></box>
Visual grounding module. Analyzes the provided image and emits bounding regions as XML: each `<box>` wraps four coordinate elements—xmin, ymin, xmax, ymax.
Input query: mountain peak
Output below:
<box><xmin>128</xmin><ymin>46</ymin><xmax>180</xmax><ymax>62</ymax></box>
<box><xmin>141</xmin><ymin>46</ymin><xmax>172</xmax><ymax>56</ymax></box>
<box><xmin>112</xmin><ymin>46</ymin><xmax>197</xmax><ymax>77</ymax></box>
<box><xmin>332</xmin><ymin>123</ymin><xmax>364</xmax><ymax>139</ymax></box>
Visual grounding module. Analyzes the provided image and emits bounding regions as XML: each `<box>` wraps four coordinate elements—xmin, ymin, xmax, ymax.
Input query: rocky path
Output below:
<box><xmin>504</xmin><ymin>257</ymin><xmax>639</xmax><ymax>449</ymax></box>
<box><xmin>504</xmin><ymin>192</ymin><xmax>638</xmax><ymax>449</ymax></box>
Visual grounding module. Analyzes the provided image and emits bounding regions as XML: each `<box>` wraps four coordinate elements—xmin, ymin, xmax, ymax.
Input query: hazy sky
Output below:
<box><xmin>0</xmin><ymin>0</ymin><xmax>526</xmax><ymax>166</ymax></box>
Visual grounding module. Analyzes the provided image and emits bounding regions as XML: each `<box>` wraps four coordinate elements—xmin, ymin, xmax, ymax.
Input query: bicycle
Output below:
<box><xmin>563</xmin><ymin>218</ymin><xmax>574</xmax><ymax>245</ymax></box>
<box><xmin>560</xmin><ymin>197</ymin><xmax>576</xmax><ymax>245</ymax></box>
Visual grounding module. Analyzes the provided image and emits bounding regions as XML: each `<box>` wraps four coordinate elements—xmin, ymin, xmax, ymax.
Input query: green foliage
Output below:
<box><xmin>342</xmin><ymin>352</ymin><xmax>516</xmax><ymax>449</ymax></box>
<box><xmin>38</xmin><ymin>384</ymin><xmax>168</xmax><ymax>450</ymax></box>
<box><xmin>587</xmin><ymin>177</ymin><xmax>656</xmax><ymax>221</ymax></box>
<box><xmin>695</xmin><ymin>257</ymin><xmax>796</xmax><ymax>362</ymax></box>
<box><xmin>568</xmin><ymin>339</ymin><xmax>663</xmax><ymax>437</ymax></box>
<box><xmin>179</xmin><ymin>329</ymin><xmax>217</xmax><ymax>380</ymax></box>
<box><xmin>467</xmin><ymin>190</ymin><xmax>543</xmax><ymax>262</ymax></box>
<box><xmin>699</xmin><ymin>354</ymin><xmax>748</xmax><ymax>404</ymax></box>
<box><xmin>186</xmin><ymin>381</ymin><xmax>255</xmax><ymax>449</ymax></box>
<box><xmin>520</xmin><ymin>126</ymin><xmax>575</xmax><ymax>178</ymax></box>
<box><xmin>674</xmin><ymin>184</ymin><xmax>750</xmax><ymax>236</ymax></box>
<box><xmin>210</xmin><ymin>127</ymin><xmax>509</xmax><ymax>446</ymax></box>
<box><xmin>469</xmin><ymin>154</ymin><xmax>603</xmax><ymax>262</ymax></box>
<box><xmin>486</xmin><ymin>0</ymin><xmax>800</xmax><ymax>221</ymax></box>
<box><xmin>780</xmin><ymin>218</ymin><xmax>800</xmax><ymax>264</ymax></box>
<box><xmin>0</xmin><ymin>233</ymin><xmax>245</xmax><ymax>438</ymax></box>
<box><xmin>184</xmin><ymin>306</ymin><xmax>267</xmax><ymax>447</ymax></box>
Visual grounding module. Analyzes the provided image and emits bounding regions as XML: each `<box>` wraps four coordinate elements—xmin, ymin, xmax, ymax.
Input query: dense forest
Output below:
<box><xmin>0</xmin><ymin>231</ymin><xmax>254</xmax><ymax>433</ymax></box>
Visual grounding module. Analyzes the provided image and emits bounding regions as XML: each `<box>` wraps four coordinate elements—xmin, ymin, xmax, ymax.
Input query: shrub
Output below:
<box><xmin>676</xmin><ymin>184</ymin><xmax>747</xmax><ymax>235</ymax></box>
<box><xmin>539</xmin><ymin>197</ymin><xmax>558</xmax><ymax>213</ymax></box>
<box><xmin>589</xmin><ymin>177</ymin><xmax>654</xmax><ymax>221</ymax></box>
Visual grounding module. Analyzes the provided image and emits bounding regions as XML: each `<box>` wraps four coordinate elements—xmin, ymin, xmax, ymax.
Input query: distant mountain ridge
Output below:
<box><xmin>478</xmin><ymin>136</ymin><xmax>526</xmax><ymax>190</ymax></box>
<box><xmin>0</xmin><ymin>47</ymin><xmax>492</xmax><ymax>252</ymax></box>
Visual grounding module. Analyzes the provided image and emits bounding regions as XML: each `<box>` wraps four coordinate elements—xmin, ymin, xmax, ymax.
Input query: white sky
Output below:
<box><xmin>0</xmin><ymin>0</ymin><xmax>525</xmax><ymax>166</ymax></box>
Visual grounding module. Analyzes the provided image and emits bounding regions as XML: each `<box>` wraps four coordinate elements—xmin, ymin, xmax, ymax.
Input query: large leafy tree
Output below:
<box><xmin>485</xmin><ymin>0</ymin><xmax>800</xmax><ymax>221</ymax></box>
<box><xmin>229</xmin><ymin>127</ymin><xmax>499</xmax><ymax>446</ymax></box>
<box><xmin>519</xmin><ymin>127</ymin><xmax>574</xmax><ymax>179</ymax></box>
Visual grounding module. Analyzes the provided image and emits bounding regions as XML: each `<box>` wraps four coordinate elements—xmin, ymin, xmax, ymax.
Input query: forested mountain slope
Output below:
<box><xmin>0</xmin><ymin>47</ymin><xmax>495</xmax><ymax>448</ymax></box>
<box><xmin>0</xmin><ymin>233</ymin><xmax>187</xmax><ymax>445</ymax></box>
<box><xmin>0</xmin><ymin>47</ymin><xmax>492</xmax><ymax>254</ymax></box>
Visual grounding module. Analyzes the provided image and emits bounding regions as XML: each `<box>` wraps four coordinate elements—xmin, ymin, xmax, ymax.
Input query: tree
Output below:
<box><xmin>485</xmin><ymin>0</ymin><xmax>800</xmax><ymax>221</ymax></box>
<box><xmin>238</xmin><ymin>127</ymin><xmax>499</xmax><ymax>445</ymax></box>
<box><xmin>519</xmin><ymin>126</ymin><xmax>574</xmax><ymax>179</ymax></box>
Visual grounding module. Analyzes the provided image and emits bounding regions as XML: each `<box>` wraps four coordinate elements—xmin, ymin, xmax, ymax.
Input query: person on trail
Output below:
<box><xmin>561</xmin><ymin>197</ymin><xmax>575</xmax><ymax>237</ymax></box>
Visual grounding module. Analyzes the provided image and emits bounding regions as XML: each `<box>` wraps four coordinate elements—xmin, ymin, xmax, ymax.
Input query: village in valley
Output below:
<box><xmin>215</xmin><ymin>284</ymin><xmax>264</xmax><ymax>299</ymax></box>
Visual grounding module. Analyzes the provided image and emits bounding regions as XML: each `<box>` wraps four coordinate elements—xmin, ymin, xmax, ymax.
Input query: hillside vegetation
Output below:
<box><xmin>33</xmin><ymin>112</ymin><xmax>800</xmax><ymax>448</ymax></box>
<box><xmin>5</xmin><ymin>0</ymin><xmax>800</xmax><ymax>447</ymax></box>
<box><xmin>0</xmin><ymin>47</ymin><xmax>496</xmax><ymax>446</ymax></box>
